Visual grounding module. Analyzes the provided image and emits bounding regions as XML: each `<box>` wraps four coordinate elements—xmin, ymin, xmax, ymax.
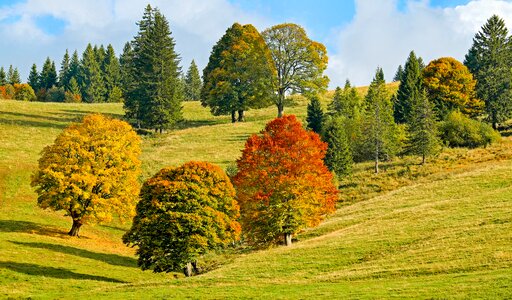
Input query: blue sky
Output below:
<box><xmin>0</xmin><ymin>0</ymin><xmax>510</xmax><ymax>87</ymax></box>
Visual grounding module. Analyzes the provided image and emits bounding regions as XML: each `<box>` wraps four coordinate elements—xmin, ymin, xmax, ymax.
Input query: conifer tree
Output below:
<box><xmin>394</xmin><ymin>51</ymin><xmax>423</xmax><ymax>124</ymax></box>
<box><xmin>103</xmin><ymin>44</ymin><xmax>122</xmax><ymax>102</ymax></box>
<box><xmin>407</xmin><ymin>89</ymin><xmax>440</xmax><ymax>164</ymax></box>
<box><xmin>68</xmin><ymin>77</ymin><xmax>81</xmax><ymax>96</ymax></box>
<box><xmin>323</xmin><ymin>116</ymin><xmax>352</xmax><ymax>177</ymax></box>
<box><xmin>11</xmin><ymin>67</ymin><xmax>21</xmax><ymax>84</ymax></box>
<box><xmin>120</xmin><ymin>42</ymin><xmax>139</xmax><ymax>122</ymax></box>
<box><xmin>0</xmin><ymin>67</ymin><xmax>6</xmax><ymax>85</ymax></box>
<box><xmin>59</xmin><ymin>49</ymin><xmax>71</xmax><ymax>89</ymax></box>
<box><xmin>7</xmin><ymin>65</ymin><xmax>13</xmax><ymax>84</ymax></box>
<box><xmin>393</xmin><ymin>65</ymin><xmax>404</xmax><ymax>82</ymax></box>
<box><xmin>328</xmin><ymin>80</ymin><xmax>361</xmax><ymax>119</ymax></box>
<box><xmin>80</xmin><ymin>44</ymin><xmax>105</xmax><ymax>103</ymax></box>
<box><xmin>28</xmin><ymin>64</ymin><xmax>39</xmax><ymax>91</ymax></box>
<box><xmin>306</xmin><ymin>94</ymin><xmax>324</xmax><ymax>134</ymax></box>
<box><xmin>184</xmin><ymin>60</ymin><xmax>201</xmax><ymax>101</ymax></box>
<box><xmin>40</xmin><ymin>58</ymin><xmax>57</xmax><ymax>89</ymax></box>
<box><xmin>464</xmin><ymin>15</ymin><xmax>512</xmax><ymax>129</ymax></box>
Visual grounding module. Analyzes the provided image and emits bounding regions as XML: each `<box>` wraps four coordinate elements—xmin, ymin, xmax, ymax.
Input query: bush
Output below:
<box><xmin>46</xmin><ymin>86</ymin><xmax>66</xmax><ymax>102</ymax></box>
<box><xmin>0</xmin><ymin>84</ymin><xmax>15</xmax><ymax>99</ymax></box>
<box><xmin>13</xmin><ymin>83</ymin><xmax>36</xmax><ymax>101</ymax></box>
<box><xmin>439</xmin><ymin>111</ymin><xmax>500</xmax><ymax>148</ymax></box>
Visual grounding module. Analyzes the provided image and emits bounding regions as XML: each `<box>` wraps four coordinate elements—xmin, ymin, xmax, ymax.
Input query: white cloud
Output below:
<box><xmin>326</xmin><ymin>0</ymin><xmax>512</xmax><ymax>88</ymax></box>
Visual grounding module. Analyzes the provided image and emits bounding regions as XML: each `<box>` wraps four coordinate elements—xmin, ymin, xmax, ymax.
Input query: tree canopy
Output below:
<box><xmin>394</xmin><ymin>51</ymin><xmax>423</xmax><ymax>124</ymax></box>
<box><xmin>184</xmin><ymin>60</ymin><xmax>202</xmax><ymax>101</ymax></box>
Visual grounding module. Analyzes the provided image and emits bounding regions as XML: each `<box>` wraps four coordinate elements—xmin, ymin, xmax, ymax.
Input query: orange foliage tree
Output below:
<box><xmin>31</xmin><ymin>114</ymin><xmax>141</xmax><ymax>236</ymax></box>
<box><xmin>233</xmin><ymin>115</ymin><xmax>338</xmax><ymax>246</ymax></box>
<box><xmin>123</xmin><ymin>161</ymin><xmax>241</xmax><ymax>276</ymax></box>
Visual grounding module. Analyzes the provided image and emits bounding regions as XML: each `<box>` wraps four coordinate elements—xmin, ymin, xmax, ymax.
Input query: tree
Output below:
<box><xmin>123</xmin><ymin>161</ymin><xmax>241</xmax><ymax>277</ymax></box>
<box><xmin>13</xmin><ymin>83</ymin><xmax>36</xmax><ymax>101</ymax></box>
<box><xmin>120</xmin><ymin>42</ymin><xmax>139</xmax><ymax>123</ymax></box>
<box><xmin>360</xmin><ymin>68</ymin><xmax>400</xmax><ymax>173</ymax></box>
<box><xmin>406</xmin><ymin>89</ymin><xmax>440</xmax><ymax>164</ymax></box>
<box><xmin>201</xmin><ymin>23</ymin><xmax>275</xmax><ymax>122</ymax></box>
<box><xmin>59</xmin><ymin>49</ymin><xmax>71</xmax><ymax>89</ymax></box>
<box><xmin>31</xmin><ymin>114</ymin><xmax>141</xmax><ymax>236</ymax></box>
<box><xmin>28</xmin><ymin>64</ymin><xmax>40</xmax><ymax>91</ymax></box>
<box><xmin>328</xmin><ymin>80</ymin><xmax>361</xmax><ymax>119</ymax></box>
<box><xmin>184</xmin><ymin>60</ymin><xmax>202</xmax><ymax>101</ymax></box>
<box><xmin>464</xmin><ymin>15</ymin><xmax>512</xmax><ymax>129</ymax></box>
<box><xmin>40</xmin><ymin>57</ymin><xmax>58</xmax><ymax>90</ymax></box>
<box><xmin>393</xmin><ymin>64</ymin><xmax>404</xmax><ymax>82</ymax></box>
<box><xmin>262</xmin><ymin>23</ymin><xmax>329</xmax><ymax>117</ymax></box>
<box><xmin>0</xmin><ymin>67</ymin><xmax>6</xmax><ymax>85</ymax></box>
<box><xmin>233</xmin><ymin>115</ymin><xmax>338</xmax><ymax>246</ymax></box>
<box><xmin>103</xmin><ymin>44</ymin><xmax>122</xmax><ymax>102</ymax></box>
<box><xmin>394</xmin><ymin>51</ymin><xmax>424</xmax><ymax>124</ymax></box>
<box><xmin>80</xmin><ymin>44</ymin><xmax>105</xmax><ymax>103</ymax></box>
<box><xmin>124</xmin><ymin>5</ymin><xmax>183</xmax><ymax>131</ymax></box>
<box><xmin>323</xmin><ymin>116</ymin><xmax>352</xmax><ymax>177</ymax></box>
<box><xmin>423</xmin><ymin>57</ymin><xmax>483</xmax><ymax>118</ymax></box>
<box><xmin>306</xmin><ymin>94</ymin><xmax>324</xmax><ymax>134</ymax></box>
<box><xmin>7</xmin><ymin>65</ymin><xmax>21</xmax><ymax>85</ymax></box>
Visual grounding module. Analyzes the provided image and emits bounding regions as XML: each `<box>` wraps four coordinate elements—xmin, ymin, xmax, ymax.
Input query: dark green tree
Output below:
<box><xmin>407</xmin><ymin>89</ymin><xmax>440</xmax><ymax>164</ymax></box>
<box><xmin>7</xmin><ymin>65</ymin><xmax>21</xmax><ymax>85</ymax></box>
<box><xmin>59</xmin><ymin>49</ymin><xmax>71</xmax><ymax>89</ymax></box>
<box><xmin>464</xmin><ymin>15</ymin><xmax>512</xmax><ymax>129</ymax></box>
<box><xmin>0</xmin><ymin>67</ymin><xmax>6</xmax><ymax>85</ymax></box>
<box><xmin>323</xmin><ymin>116</ymin><xmax>352</xmax><ymax>177</ymax></box>
<box><xmin>103</xmin><ymin>44</ymin><xmax>122</xmax><ymax>102</ymax></box>
<box><xmin>306</xmin><ymin>94</ymin><xmax>324</xmax><ymax>134</ymax></box>
<box><xmin>393</xmin><ymin>64</ymin><xmax>404</xmax><ymax>82</ymax></box>
<box><xmin>328</xmin><ymin>80</ymin><xmax>361</xmax><ymax>119</ymax></box>
<box><xmin>202</xmin><ymin>23</ymin><xmax>275</xmax><ymax>122</ymax></box>
<box><xmin>39</xmin><ymin>58</ymin><xmax>58</xmax><ymax>89</ymax></box>
<box><xmin>120</xmin><ymin>42</ymin><xmax>139</xmax><ymax>123</ymax></box>
<box><xmin>80</xmin><ymin>43</ymin><xmax>105</xmax><ymax>103</ymax></box>
<box><xmin>394</xmin><ymin>51</ymin><xmax>423</xmax><ymax>124</ymax></box>
<box><xmin>184</xmin><ymin>60</ymin><xmax>201</xmax><ymax>101</ymax></box>
<box><xmin>28</xmin><ymin>64</ymin><xmax>40</xmax><ymax>91</ymax></box>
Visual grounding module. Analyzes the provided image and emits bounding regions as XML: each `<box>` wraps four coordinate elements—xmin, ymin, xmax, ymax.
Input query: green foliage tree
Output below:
<box><xmin>184</xmin><ymin>60</ymin><xmax>202</xmax><ymax>101</ymax></box>
<box><xmin>80</xmin><ymin>44</ymin><xmax>105</xmax><ymax>103</ymax></box>
<box><xmin>423</xmin><ymin>57</ymin><xmax>483</xmax><ymax>118</ymax></box>
<box><xmin>103</xmin><ymin>44</ymin><xmax>122</xmax><ymax>102</ymax></box>
<box><xmin>361</xmin><ymin>68</ymin><xmax>400</xmax><ymax>173</ymax></box>
<box><xmin>440</xmin><ymin>110</ymin><xmax>500</xmax><ymax>148</ymax></box>
<box><xmin>28</xmin><ymin>64</ymin><xmax>40</xmax><ymax>91</ymax></box>
<box><xmin>40</xmin><ymin>57</ymin><xmax>58</xmax><ymax>90</ymax></box>
<box><xmin>406</xmin><ymin>89</ymin><xmax>440</xmax><ymax>164</ymax></box>
<box><xmin>201</xmin><ymin>23</ymin><xmax>275</xmax><ymax>122</ymax></box>
<box><xmin>262</xmin><ymin>23</ymin><xmax>329</xmax><ymax>117</ymax></box>
<box><xmin>13</xmin><ymin>83</ymin><xmax>36</xmax><ymax>101</ymax></box>
<box><xmin>394</xmin><ymin>51</ymin><xmax>423</xmax><ymax>124</ymax></box>
<box><xmin>123</xmin><ymin>161</ymin><xmax>241</xmax><ymax>276</ymax></box>
<box><xmin>31</xmin><ymin>114</ymin><xmax>141</xmax><ymax>236</ymax></box>
<box><xmin>7</xmin><ymin>65</ymin><xmax>21</xmax><ymax>85</ymax></box>
<box><xmin>68</xmin><ymin>50</ymin><xmax>81</xmax><ymax>92</ymax></box>
<box><xmin>120</xmin><ymin>42</ymin><xmax>139</xmax><ymax>123</ymax></box>
<box><xmin>306</xmin><ymin>94</ymin><xmax>324</xmax><ymax>134</ymax></box>
<box><xmin>323</xmin><ymin>116</ymin><xmax>352</xmax><ymax>177</ymax></box>
<box><xmin>59</xmin><ymin>49</ymin><xmax>71</xmax><ymax>89</ymax></box>
<box><xmin>393</xmin><ymin>64</ymin><xmax>404</xmax><ymax>82</ymax></box>
<box><xmin>0</xmin><ymin>67</ymin><xmax>6</xmax><ymax>85</ymax></box>
<box><xmin>464</xmin><ymin>15</ymin><xmax>512</xmax><ymax>129</ymax></box>
<box><xmin>124</xmin><ymin>5</ymin><xmax>183</xmax><ymax>131</ymax></box>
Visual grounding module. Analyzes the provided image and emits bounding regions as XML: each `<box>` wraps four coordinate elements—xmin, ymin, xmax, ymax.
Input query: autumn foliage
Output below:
<box><xmin>123</xmin><ymin>161</ymin><xmax>241</xmax><ymax>276</ymax></box>
<box><xmin>233</xmin><ymin>115</ymin><xmax>338</xmax><ymax>246</ymax></box>
<box><xmin>31</xmin><ymin>114</ymin><xmax>141</xmax><ymax>236</ymax></box>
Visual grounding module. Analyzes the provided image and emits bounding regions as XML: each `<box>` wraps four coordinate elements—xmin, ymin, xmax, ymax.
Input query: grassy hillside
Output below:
<box><xmin>0</xmin><ymin>98</ymin><xmax>511</xmax><ymax>299</ymax></box>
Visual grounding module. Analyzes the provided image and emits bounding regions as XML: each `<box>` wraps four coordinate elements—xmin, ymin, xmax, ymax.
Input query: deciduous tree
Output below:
<box><xmin>31</xmin><ymin>114</ymin><xmax>141</xmax><ymax>236</ymax></box>
<box><xmin>123</xmin><ymin>161</ymin><xmax>241</xmax><ymax>276</ymax></box>
<box><xmin>233</xmin><ymin>115</ymin><xmax>338</xmax><ymax>246</ymax></box>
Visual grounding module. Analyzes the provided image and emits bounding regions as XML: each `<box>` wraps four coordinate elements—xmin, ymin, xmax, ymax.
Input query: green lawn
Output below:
<box><xmin>0</xmin><ymin>98</ymin><xmax>511</xmax><ymax>299</ymax></box>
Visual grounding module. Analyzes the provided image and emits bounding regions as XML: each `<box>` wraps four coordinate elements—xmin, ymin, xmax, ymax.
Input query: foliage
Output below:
<box><xmin>45</xmin><ymin>86</ymin><xmax>66</xmax><ymax>103</ymax></box>
<box><xmin>59</xmin><ymin>49</ymin><xmax>71</xmax><ymax>89</ymax></box>
<box><xmin>233</xmin><ymin>115</ymin><xmax>338</xmax><ymax>246</ymax></box>
<box><xmin>31</xmin><ymin>114</ymin><xmax>141</xmax><ymax>236</ymax></box>
<box><xmin>39</xmin><ymin>58</ymin><xmax>57</xmax><ymax>90</ymax></box>
<box><xmin>464</xmin><ymin>15</ymin><xmax>512</xmax><ymax>128</ymax></box>
<box><xmin>328</xmin><ymin>80</ymin><xmax>361</xmax><ymax>119</ymax></box>
<box><xmin>0</xmin><ymin>84</ymin><xmax>15</xmax><ymax>99</ymax></box>
<box><xmin>13</xmin><ymin>83</ymin><xmax>36</xmax><ymax>101</ymax></box>
<box><xmin>103</xmin><ymin>44</ymin><xmax>122</xmax><ymax>103</ymax></box>
<box><xmin>406</xmin><ymin>89</ymin><xmax>441</xmax><ymax>164</ymax></box>
<box><xmin>306</xmin><ymin>94</ymin><xmax>324</xmax><ymax>134</ymax></box>
<box><xmin>439</xmin><ymin>110</ymin><xmax>500</xmax><ymax>148</ymax></box>
<box><xmin>423</xmin><ymin>57</ymin><xmax>483</xmax><ymax>118</ymax></box>
<box><xmin>7</xmin><ymin>65</ymin><xmax>21</xmax><ymax>85</ymax></box>
<box><xmin>393</xmin><ymin>64</ymin><xmax>404</xmax><ymax>82</ymax></box>
<box><xmin>201</xmin><ymin>23</ymin><xmax>275</xmax><ymax>122</ymax></box>
<box><xmin>262</xmin><ymin>23</ymin><xmax>329</xmax><ymax>117</ymax></box>
<box><xmin>123</xmin><ymin>161</ymin><xmax>241</xmax><ymax>276</ymax></box>
<box><xmin>28</xmin><ymin>64</ymin><xmax>40</xmax><ymax>91</ymax></box>
<box><xmin>394</xmin><ymin>51</ymin><xmax>424</xmax><ymax>124</ymax></box>
<box><xmin>184</xmin><ymin>60</ymin><xmax>202</xmax><ymax>101</ymax></box>
<box><xmin>0</xmin><ymin>67</ymin><xmax>6</xmax><ymax>85</ymax></box>
<box><xmin>323</xmin><ymin>116</ymin><xmax>352</xmax><ymax>177</ymax></box>
<box><xmin>80</xmin><ymin>44</ymin><xmax>105</xmax><ymax>103</ymax></box>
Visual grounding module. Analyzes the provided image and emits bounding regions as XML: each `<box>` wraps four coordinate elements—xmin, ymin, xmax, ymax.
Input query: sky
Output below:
<box><xmin>1</xmin><ymin>0</ymin><xmax>512</xmax><ymax>88</ymax></box>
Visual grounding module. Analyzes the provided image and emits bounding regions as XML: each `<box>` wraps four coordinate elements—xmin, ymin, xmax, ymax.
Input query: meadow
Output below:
<box><xmin>0</xmin><ymin>96</ymin><xmax>511</xmax><ymax>299</ymax></box>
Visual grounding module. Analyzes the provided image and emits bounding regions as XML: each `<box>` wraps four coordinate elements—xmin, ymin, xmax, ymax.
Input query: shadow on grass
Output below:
<box><xmin>174</xmin><ymin>119</ymin><xmax>223</xmax><ymax>130</ymax></box>
<box><xmin>0</xmin><ymin>220</ymin><xmax>69</xmax><ymax>238</ymax></box>
<box><xmin>10</xmin><ymin>241</ymin><xmax>138</xmax><ymax>268</ymax></box>
<box><xmin>0</xmin><ymin>261</ymin><xmax>126</xmax><ymax>283</ymax></box>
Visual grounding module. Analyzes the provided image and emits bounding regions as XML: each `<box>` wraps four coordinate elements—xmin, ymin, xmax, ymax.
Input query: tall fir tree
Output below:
<box><xmin>184</xmin><ymin>60</ymin><xmax>201</xmax><ymax>101</ymax></box>
<box><xmin>0</xmin><ymin>67</ymin><xmax>6</xmax><ymax>85</ymax></box>
<box><xmin>59</xmin><ymin>49</ymin><xmax>71</xmax><ymax>89</ymax></box>
<box><xmin>306</xmin><ymin>94</ymin><xmax>324</xmax><ymax>134</ymax></box>
<box><xmin>407</xmin><ymin>89</ymin><xmax>440</xmax><ymax>164</ymax></box>
<box><xmin>7</xmin><ymin>65</ymin><xmax>13</xmax><ymax>84</ymax></box>
<box><xmin>10</xmin><ymin>67</ymin><xmax>21</xmax><ymax>84</ymax></box>
<box><xmin>361</xmin><ymin>68</ymin><xmax>400</xmax><ymax>173</ymax></box>
<box><xmin>103</xmin><ymin>44</ymin><xmax>122</xmax><ymax>102</ymax></box>
<box><xmin>80</xmin><ymin>43</ymin><xmax>106</xmax><ymax>103</ymax></box>
<box><xmin>68</xmin><ymin>50</ymin><xmax>81</xmax><ymax>93</ymax></box>
<box><xmin>328</xmin><ymin>80</ymin><xmax>361</xmax><ymax>119</ymax></box>
<box><xmin>323</xmin><ymin>116</ymin><xmax>352</xmax><ymax>178</ymax></box>
<box><xmin>464</xmin><ymin>15</ymin><xmax>512</xmax><ymax>129</ymax></box>
<box><xmin>120</xmin><ymin>42</ymin><xmax>138</xmax><ymax>122</ymax></box>
<box><xmin>393</xmin><ymin>65</ymin><xmax>404</xmax><ymax>82</ymax></box>
<box><xmin>394</xmin><ymin>51</ymin><xmax>423</xmax><ymax>124</ymax></box>
<box><xmin>40</xmin><ymin>58</ymin><xmax>58</xmax><ymax>89</ymax></box>
<box><xmin>28</xmin><ymin>64</ymin><xmax>40</xmax><ymax>91</ymax></box>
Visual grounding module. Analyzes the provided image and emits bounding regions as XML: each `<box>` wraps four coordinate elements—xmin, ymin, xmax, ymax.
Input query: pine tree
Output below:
<box><xmin>0</xmin><ymin>67</ymin><xmax>6</xmax><ymax>85</ymax></box>
<box><xmin>103</xmin><ymin>44</ymin><xmax>122</xmax><ymax>102</ymax></box>
<box><xmin>394</xmin><ymin>51</ymin><xmax>423</xmax><ymax>124</ymax></box>
<box><xmin>306</xmin><ymin>94</ymin><xmax>324</xmax><ymax>134</ymax></box>
<box><xmin>68</xmin><ymin>77</ymin><xmax>81</xmax><ymax>96</ymax></box>
<box><xmin>361</xmin><ymin>68</ymin><xmax>400</xmax><ymax>173</ymax></box>
<box><xmin>80</xmin><ymin>43</ymin><xmax>105</xmax><ymax>103</ymax></box>
<box><xmin>7</xmin><ymin>65</ymin><xmax>13</xmax><ymax>84</ymax></box>
<box><xmin>68</xmin><ymin>50</ymin><xmax>81</xmax><ymax>94</ymax></box>
<box><xmin>393</xmin><ymin>65</ymin><xmax>404</xmax><ymax>82</ymax></box>
<box><xmin>10</xmin><ymin>67</ymin><xmax>21</xmax><ymax>84</ymax></box>
<box><xmin>407</xmin><ymin>89</ymin><xmax>440</xmax><ymax>164</ymax></box>
<box><xmin>328</xmin><ymin>79</ymin><xmax>361</xmax><ymax>119</ymax></box>
<box><xmin>40</xmin><ymin>58</ymin><xmax>58</xmax><ymax>89</ymax></box>
<box><xmin>59</xmin><ymin>49</ymin><xmax>71</xmax><ymax>89</ymax></box>
<box><xmin>464</xmin><ymin>15</ymin><xmax>512</xmax><ymax>129</ymax></box>
<box><xmin>28</xmin><ymin>64</ymin><xmax>39</xmax><ymax>91</ymax></box>
<box><xmin>323</xmin><ymin>116</ymin><xmax>352</xmax><ymax>178</ymax></box>
<box><xmin>120</xmin><ymin>42</ymin><xmax>138</xmax><ymax>122</ymax></box>
<box><xmin>184</xmin><ymin>60</ymin><xmax>201</xmax><ymax>101</ymax></box>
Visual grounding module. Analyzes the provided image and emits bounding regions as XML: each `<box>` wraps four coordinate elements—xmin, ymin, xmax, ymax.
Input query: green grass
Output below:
<box><xmin>0</xmin><ymin>98</ymin><xmax>511</xmax><ymax>299</ymax></box>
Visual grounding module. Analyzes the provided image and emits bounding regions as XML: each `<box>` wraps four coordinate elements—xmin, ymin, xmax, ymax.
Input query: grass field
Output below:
<box><xmin>0</xmin><ymin>96</ymin><xmax>511</xmax><ymax>299</ymax></box>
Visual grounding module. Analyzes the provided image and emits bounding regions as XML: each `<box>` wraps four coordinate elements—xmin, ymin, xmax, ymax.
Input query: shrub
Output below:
<box><xmin>13</xmin><ymin>83</ymin><xmax>36</xmax><ymax>101</ymax></box>
<box><xmin>0</xmin><ymin>84</ymin><xmax>15</xmax><ymax>99</ymax></box>
<box><xmin>439</xmin><ymin>111</ymin><xmax>500</xmax><ymax>148</ymax></box>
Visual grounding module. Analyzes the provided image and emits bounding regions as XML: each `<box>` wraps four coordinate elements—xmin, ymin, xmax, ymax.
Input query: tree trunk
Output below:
<box><xmin>184</xmin><ymin>262</ymin><xmax>193</xmax><ymax>277</ymax></box>
<box><xmin>277</xmin><ymin>92</ymin><xmax>285</xmax><ymax>118</ymax></box>
<box><xmin>284</xmin><ymin>233</ymin><xmax>292</xmax><ymax>246</ymax></box>
<box><xmin>237</xmin><ymin>110</ymin><xmax>245</xmax><ymax>122</ymax></box>
<box><xmin>422</xmin><ymin>153</ymin><xmax>426</xmax><ymax>165</ymax></box>
<box><xmin>231</xmin><ymin>110</ymin><xmax>236</xmax><ymax>123</ymax></box>
<box><xmin>68</xmin><ymin>219</ymin><xmax>82</xmax><ymax>237</ymax></box>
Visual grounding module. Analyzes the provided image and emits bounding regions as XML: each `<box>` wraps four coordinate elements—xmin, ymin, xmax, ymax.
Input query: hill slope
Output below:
<box><xmin>0</xmin><ymin>99</ymin><xmax>511</xmax><ymax>299</ymax></box>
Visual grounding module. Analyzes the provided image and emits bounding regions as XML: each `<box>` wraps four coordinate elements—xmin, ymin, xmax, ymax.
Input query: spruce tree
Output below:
<box><xmin>80</xmin><ymin>43</ymin><xmax>105</xmax><ymax>103</ymax></box>
<box><xmin>10</xmin><ymin>67</ymin><xmax>21</xmax><ymax>85</ymax></box>
<box><xmin>40</xmin><ymin>58</ymin><xmax>58</xmax><ymax>89</ymax></box>
<box><xmin>28</xmin><ymin>64</ymin><xmax>39</xmax><ymax>91</ymax></box>
<box><xmin>59</xmin><ymin>49</ymin><xmax>71</xmax><ymax>89</ymax></box>
<box><xmin>407</xmin><ymin>89</ymin><xmax>440</xmax><ymax>164</ymax></box>
<box><xmin>394</xmin><ymin>51</ymin><xmax>423</xmax><ymax>124</ymax></box>
<box><xmin>464</xmin><ymin>15</ymin><xmax>512</xmax><ymax>129</ymax></box>
<box><xmin>323</xmin><ymin>116</ymin><xmax>352</xmax><ymax>178</ymax></box>
<box><xmin>120</xmin><ymin>42</ymin><xmax>138</xmax><ymax>122</ymax></box>
<box><xmin>184</xmin><ymin>60</ymin><xmax>201</xmax><ymax>101</ymax></box>
<box><xmin>0</xmin><ymin>67</ymin><xmax>6</xmax><ymax>85</ymax></box>
<box><xmin>103</xmin><ymin>44</ymin><xmax>122</xmax><ymax>102</ymax></box>
<box><xmin>68</xmin><ymin>77</ymin><xmax>81</xmax><ymax>96</ymax></box>
<box><xmin>68</xmin><ymin>50</ymin><xmax>81</xmax><ymax>94</ymax></box>
<box><xmin>306</xmin><ymin>94</ymin><xmax>324</xmax><ymax>134</ymax></box>
<box><xmin>393</xmin><ymin>65</ymin><xmax>404</xmax><ymax>82</ymax></box>
<box><xmin>7</xmin><ymin>65</ymin><xmax>13</xmax><ymax>84</ymax></box>
<box><xmin>328</xmin><ymin>79</ymin><xmax>361</xmax><ymax>119</ymax></box>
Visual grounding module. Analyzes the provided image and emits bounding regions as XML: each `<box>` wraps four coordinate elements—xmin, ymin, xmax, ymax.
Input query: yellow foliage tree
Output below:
<box><xmin>31</xmin><ymin>114</ymin><xmax>141</xmax><ymax>236</ymax></box>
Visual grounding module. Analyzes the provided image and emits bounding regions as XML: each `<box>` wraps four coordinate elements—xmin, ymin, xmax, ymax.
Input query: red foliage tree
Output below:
<box><xmin>233</xmin><ymin>115</ymin><xmax>338</xmax><ymax>246</ymax></box>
